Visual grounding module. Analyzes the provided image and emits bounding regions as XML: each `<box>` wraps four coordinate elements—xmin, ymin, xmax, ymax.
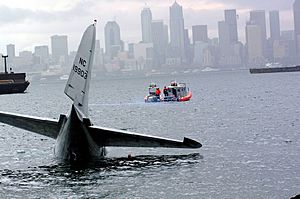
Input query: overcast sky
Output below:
<box><xmin>0</xmin><ymin>0</ymin><xmax>296</xmax><ymax>54</ymax></box>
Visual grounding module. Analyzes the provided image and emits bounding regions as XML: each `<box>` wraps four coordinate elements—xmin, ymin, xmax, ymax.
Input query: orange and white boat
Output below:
<box><xmin>162</xmin><ymin>81</ymin><xmax>192</xmax><ymax>102</ymax></box>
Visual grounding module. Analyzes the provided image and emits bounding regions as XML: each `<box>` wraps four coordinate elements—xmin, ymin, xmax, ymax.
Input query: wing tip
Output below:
<box><xmin>183</xmin><ymin>137</ymin><xmax>202</xmax><ymax>148</ymax></box>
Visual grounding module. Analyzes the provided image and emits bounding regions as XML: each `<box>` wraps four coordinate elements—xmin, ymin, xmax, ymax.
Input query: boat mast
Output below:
<box><xmin>2</xmin><ymin>55</ymin><xmax>8</xmax><ymax>74</ymax></box>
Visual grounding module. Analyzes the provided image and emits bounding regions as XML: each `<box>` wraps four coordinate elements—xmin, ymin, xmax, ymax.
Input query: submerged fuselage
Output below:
<box><xmin>54</xmin><ymin>105</ymin><xmax>104</xmax><ymax>163</ymax></box>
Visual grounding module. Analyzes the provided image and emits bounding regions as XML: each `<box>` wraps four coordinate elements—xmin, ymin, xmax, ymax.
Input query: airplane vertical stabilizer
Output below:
<box><xmin>64</xmin><ymin>23</ymin><xmax>96</xmax><ymax>117</ymax></box>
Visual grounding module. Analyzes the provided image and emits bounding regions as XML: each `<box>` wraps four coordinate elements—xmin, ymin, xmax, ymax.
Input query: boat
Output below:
<box><xmin>0</xmin><ymin>55</ymin><xmax>30</xmax><ymax>94</ymax></box>
<box><xmin>162</xmin><ymin>81</ymin><xmax>192</xmax><ymax>102</ymax></box>
<box><xmin>250</xmin><ymin>65</ymin><xmax>300</xmax><ymax>74</ymax></box>
<box><xmin>144</xmin><ymin>81</ymin><xmax>192</xmax><ymax>102</ymax></box>
<box><xmin>144</xmin><ymin>83</ymin><xmax>162</xmax><ymax>102</ymax></box>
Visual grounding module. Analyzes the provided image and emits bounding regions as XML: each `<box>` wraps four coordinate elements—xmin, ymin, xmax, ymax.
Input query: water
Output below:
<box><xmin>0</xmin><ymin>71</ymin><xmax>299</xmax><ymax>198</ymax></box>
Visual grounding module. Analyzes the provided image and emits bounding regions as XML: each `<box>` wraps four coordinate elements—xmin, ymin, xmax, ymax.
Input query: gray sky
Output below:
<box><xmin>0</xmin><ymin>0</ymin><xmax>296</xmax><ymax>54</ymax></box>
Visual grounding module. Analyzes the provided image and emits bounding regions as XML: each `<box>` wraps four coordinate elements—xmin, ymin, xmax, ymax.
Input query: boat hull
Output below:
<box><xmin>179</xmin><ymin>91</ymin><xmax>192</xmax><ymax>102</ymax></box>
<box><xmin>0</xmin><ymin>81</ymin><xmax>30</xmax><ymax>94</ymax></box>
<box><xmin>145</xmin><ymin>91</ymin><xmax>192</xmax><ymax>102</ymax></box>
<box><xmin>250</xmin><ymin>65</ymin><xmax>300</xmax><ymax>74</ymax></box>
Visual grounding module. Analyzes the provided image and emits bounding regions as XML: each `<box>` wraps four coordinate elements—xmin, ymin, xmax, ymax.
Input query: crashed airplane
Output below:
<box><xmin>0</xmin><ymin>22</ymin><xmax>202</xmax><ymax>163</ymax></box>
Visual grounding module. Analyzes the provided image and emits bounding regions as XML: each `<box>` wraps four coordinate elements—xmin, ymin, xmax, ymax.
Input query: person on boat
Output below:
<box><xmin>172</xmin><ymin>88</ymin><xmax>177</xmax><ymax>98</ymax></box>
<box><xmin>155</xmin><ymin>88</ymin><xmax>161</xmax><ymax>97</ymax></box>
<box><xmin>163</xmin><ymin>86</ymin><xmax>168</xmax><ymax>97</ymax></box>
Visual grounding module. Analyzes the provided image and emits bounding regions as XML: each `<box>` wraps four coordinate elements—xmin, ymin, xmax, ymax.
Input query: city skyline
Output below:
<box><xmin>0</xmin><ymin>0</ymin><xmax>296</xmax><ymax>54</ymax></box>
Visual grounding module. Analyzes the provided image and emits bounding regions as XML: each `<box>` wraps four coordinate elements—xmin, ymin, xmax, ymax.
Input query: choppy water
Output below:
<box><xmin>0</xmin><ymin>71</ymin><xmax>299</xmax><ymax>198</ymax></box>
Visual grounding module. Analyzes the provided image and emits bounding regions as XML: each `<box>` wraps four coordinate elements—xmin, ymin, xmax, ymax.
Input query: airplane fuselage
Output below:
<box><xmin>54</xmin><ymin>105</ymin><xmax>104</xmax><ymax>163</ymax></box>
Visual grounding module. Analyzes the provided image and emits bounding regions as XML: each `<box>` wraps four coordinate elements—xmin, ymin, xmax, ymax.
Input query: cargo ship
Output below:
<box><xmin>0</xmin><ymin>55</ymin><xmax>30</xmax><ymax>94</ymax></box>
<box><xmin>250</xmin><ymin>65</ymin><xmax>300</xmax><ymax>74</ymax></box>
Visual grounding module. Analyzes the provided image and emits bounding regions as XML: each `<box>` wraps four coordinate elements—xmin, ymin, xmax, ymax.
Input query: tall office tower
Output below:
<box><xmin>192</xmin><ymin>25</ymin><xmax>208</xmax><ymax>44</ymax></box>
<box><xmin>94</xmin><ymin>40</ymin><xmax>104</xmax><ymax>70</ymax></box>
<box><xmin>225</xmin><ymin>9</ymin><xmax>238</xmax><ymax>43</ymax></box>
<box><xmin>218</xmin><ymin>21</ymin><xmax>231</xmax><ymax>56</ymax></box>
<box><xmin>104</xmin><ymin>21</ymin><xmax>121</xmax><ymax>59</ymax></box>
<box><xmin>294</xmin><ymin>0</ymin><xmax>300</xmax><ymax>56</ymax></box>
<box><xmin>6</xmin><ymin>44</ymin><xmax>15</xmax><ymax>64</ymax></box>
<box><xmin>163</xmin><ymin>24</ymin><xmax>169</xmax><ymax>47</ymax></box>
<box><xmin>169</xmin><ymin>1</ymin><xmax>186</xmax><ymax>62</ymax></box>
<box><xmin>249</xmin><ymin>10</ymin><xmax>267</xmax><ymax>43</ymax></box>
<box><xmin>184</xmin><ymin>29</ymin><xmax>192</xmax><ymax>64</ymax></box>
<box><xmin>34</xmin><ymin>45</ymin><xmax>49</xmax><ymax>66</ymax></box>
<box><xmin>246</xmin><ymin>24</ymin><xmax>264</xmax><ymax>66</ymax></box>
<box><xmin>141</xmin><ymin>7</ymin><xmax>152</xmax><ymax>43</ymax></box>
<box><xmin>51</xmin><ymin>35</ymin><xmax>68</xmax><ymax>65</ymax></box>
<box><xmin>269</xmin><ymin>10</ymin><xmax>281</xmax><ymax>41</ymax></box>
<box><xmin>151</xmin><ymin>20</ymin><xmax>166</xmax><ymax>67</ymax></box>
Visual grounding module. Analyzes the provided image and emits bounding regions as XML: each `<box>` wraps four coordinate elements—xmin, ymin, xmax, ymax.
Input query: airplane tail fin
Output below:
<box><xmin>64</xmin><ymin>23</ymin><xmax>96</xmax><ymax>117</ymax></box>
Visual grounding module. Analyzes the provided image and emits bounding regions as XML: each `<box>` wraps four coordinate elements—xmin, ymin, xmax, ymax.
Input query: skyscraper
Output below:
<box><xmin>246</xmin><ymin>24</ymin><xmax>264</xmax><ymax>66</ymax></box>
<box><xmin>249</xmin><ymin>10</ymin><xmax>267</xmax><ymax>58</ymax></box>
<box><xmin>51</xmin><ymin>35</ymin><xmax>68</xmax><ymax>66</ymax></box>
<box><xmin>151</xmin><ymin>20</ymin><xmax>166</xmax><ymax>67</ymax></box>
<box><xmin>269</xmin><ymin>10</ymin><xmax>281</xmax><ymax>41</ymax></box>
<box><xmin>294</xmin><ymin>0</ymin><xmax>300</xmax><ymax>56</ymax></box>
<box><xmin>225</xmin><ymin>9</ymin><xmax>238</xmax><ymax>43</ymax></box>
<box><xmin>192</xmin><ymin>25</ymin><xmax>208</xmax><ymax>44</ymax></box>
<box><xmin>218</xmin><ymin>21</ymin><xmax>230</xmax><ymax>56</ymax></box>
<box><xmin>249</xmin><ymin>10</ymin><xmax>267</xmax><ymax>43</ymax></box>
<box><xmin>169</xmin><ymin>1</ymin><xmax>185</xmax><ymax>62</ymax></box>
<box><xmin>104</xmin><ymin>21</ymin><xmax>121</xmax><ymax>59</ymax></box>
<box><xmin>141</xmin><ymin>7</ymin><xmax>152</xmax><ymax>43</ymax></box>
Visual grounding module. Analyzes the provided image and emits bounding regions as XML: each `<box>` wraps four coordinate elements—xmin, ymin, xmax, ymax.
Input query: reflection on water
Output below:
<box><xmin>0</xmin><ymin>153</ymin><xmax>202</xmax><ymax>198</ymax></box>
<box><xmin>1</xmin><ymin>153</ymin><xmax>202</xmax><ymax>180</ymax></box>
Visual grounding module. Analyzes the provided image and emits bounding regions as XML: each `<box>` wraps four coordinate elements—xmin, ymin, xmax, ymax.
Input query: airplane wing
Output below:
<box><xmin>88</xmin><ymin>126</ymin><xmax>202</xmax><ymax>148</ymax></box>
<box><xmin>0</xmin><ymin>111</ymin><xmax>66</xmax><ymax>139</ymax></box>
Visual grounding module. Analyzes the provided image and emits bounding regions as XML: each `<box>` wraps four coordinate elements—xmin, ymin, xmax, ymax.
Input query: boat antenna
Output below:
<box><xmin>2</xmin><ymin>55</ymin><xmax>8</xmax><ymax>74</ymax></box>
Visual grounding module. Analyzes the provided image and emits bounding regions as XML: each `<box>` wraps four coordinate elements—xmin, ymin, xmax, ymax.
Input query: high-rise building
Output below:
<box><xmin>163</xmin><ymin>25</ymin><xmax>169</xmax><ymax>47</ymax></box>
<box><xmin>294</xmin><ymin>0</ymin><xmax>300</xmax><ymax>56</ymax></box>
<box><xmin>218</xmin><ymin>21</ymin><xmax>231</xmax><ymax>56</ymax></box>
<box><xmin>141</xmin><ymin>7</ymin><xmax>152</xmax><ymax>43</ymax></box>
<box><xmin>34</xmin><ymin>45</ymin><xmax>49</xmax><ymax>66</ymax></box>
<box><xmin>192</xmin><ymin>25</ymin><xmax>208</xmax><ymax>44</ymax></box>
<box><xmin>269</xmin><ymin>10</ymin><xmax>281</xmax><ymax>41</ymax></box>
<box><xmin>249</xmin><ymin>10</ymin><xmax>267</xmax><ymax>43</ymax></box>
<box><xmin>104</xmin><ymin>21</ymin><xmax>122</xmax><ymax>59</ymax></box>
<box><xmin>246</xmin><ymin>24</ymin><xmax>264</xmax><ymax>66</ymax></box>
<box><xmin>6</xmin><ymin>44</ymin><xmax>15</xmax><ymax>64</ymax></box>
<box><xmin>51</xmin><ymin>35</ymin><xmax>68</xmax><ymax>65</ymax></box>
<box><xmin>151</xmin><ymin>20</ymin><xmax>166</xmax><ymax>67</ymax></box>
<box><xmin>225</xmin><ymin>9</ymin><xmax>238</xmax><ymax>43</ymax></box>
<box><xmin>94</xmin><ymin>40</ymin><xmax>105</xmax><ymax>71</ymax></box>
<box><xmin>169</xmin><ymin>1</ymin><xmax>185</xmax><ymax>62</ymax></box>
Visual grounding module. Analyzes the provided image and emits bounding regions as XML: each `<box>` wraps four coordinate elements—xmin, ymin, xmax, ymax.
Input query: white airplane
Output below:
<box><xmin>0</xmin><ymin>22</ymin><xmax>202</xmax><ymax>163</ymax></box>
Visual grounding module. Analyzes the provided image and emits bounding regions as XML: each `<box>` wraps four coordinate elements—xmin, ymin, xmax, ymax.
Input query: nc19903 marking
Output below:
<box><xmin>73</xmin><ymin>64</ymin><xmax>88</xmax><ymax>79</ymax></box>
